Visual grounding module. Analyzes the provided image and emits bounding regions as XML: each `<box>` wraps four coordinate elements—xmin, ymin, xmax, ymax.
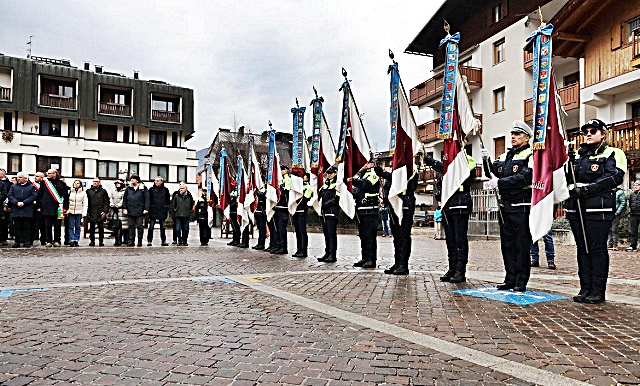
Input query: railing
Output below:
<box><xmin>524</xmin><ymin>82</ymin><xmax>580</xmax><ymax>121</ymax></box>
<box><xmin>409</xmin><ymin>66</ymin><xmax>483</xmax><ymax>106</ymax></box>
<box><xmin>99</xmin><ymin>102</ymin><xmax>132</xmax><ymax>116</ymax></box>
<box><xmin>39</xmin><ymin>94</ymin><xmax>76</xmax><ymax>109</ymax></box>
<box><xmin>567</xmin><ymin>119</ymin><xmax>640</xmax><ymax>153</ymax></box>
<box><xmin>152</xmin><ymin>109</ymin><xmax>180</xmax><ymax>123</ymax></box>
<box><xmin>523</xmin><ymin>50</ymin><xmax>534</xmax><ymax>69</ymax></box>
<box><xmin>417</xmin><ymin>113</ymin><xmax>483</xmax><ymax>143</ymax></box>
<box><xmin>0</xmin><ymin>87</ymin><xmax>10</xmax><ymax>101</ymax></box>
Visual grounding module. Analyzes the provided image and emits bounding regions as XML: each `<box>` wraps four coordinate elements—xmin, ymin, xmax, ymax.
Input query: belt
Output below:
<box><xmin>357</xmin><ymin>206</ymin><xmax>378</xmax><ymax>210</ymax></box>
<box><xmin>510</xmin><ymin>202</ymin><xmax>531</xmax><ymax>207</ymax></box>
<box><xmin>567</xmin><ymin>183</ymin><xmax>589</xmax><ymax>189</ymax></box>
<box><xmin>448</xmin><ymin>205</ymin><xmax>467</xmax><ymax>210</ymax></box>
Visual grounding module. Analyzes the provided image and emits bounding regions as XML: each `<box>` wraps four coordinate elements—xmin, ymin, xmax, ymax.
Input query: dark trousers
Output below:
<box><xmin>198</xmin><ymin>220</ymin><xmax>210</xmax><ymax>245</ymax></box>
<box><xmin>0</xmin><ymin>215</ymin><xmax>9</xmax><ymax>242</ymax></box>
<box><xmin>12</xmin><ymin>217</ymin><xmax>32</xmax><ymax>244</ymax></box>
<box><xmin>89</xmin><ymin>221</ymin><xmax>105</xmax><ymax>243</ymax></box>
<box><xmin>172</xmin><ymin>216</ymin><xmax>178</xmax><ymax>243</ymax></box>
<box><xmin>275</xmin><ymin>209</ymin><xmax>289</xmax><ymax>250</ymax></box>
<box><xmin>229</xmin><ymin>213</ymin><xmax>240</xmax><ymax>243</ymax></box>
<box><xmin>390</xmin><ymin>208</ymin><xmax>414</xmax><ymax>267</ymax></box>
<box><xmin>322</xmin><ymin>214</ymin><xmax>338</xmax><ymax>254</ymax></box>
<box><xmin>147</xmin><ymin>218</ymin><xmax>166</xmax><ymax>243</ymax></box>
<box><xmin>292</xmin><ymin>212</ymin><xmax>308</xmax><ymax>253</ymax></box>
<box><xmin>267</xmin><ymin>219</ymin><xmax>277</xmax><ymax>248</ymax></box>
<box><xmin>43</xmin><ymin>216</ymin><xmax>61</xmax><ymax>244</ymax></box>
<box><xmin>629</xmin><ymin>214</ymin><xmax>640</xmax><ymax>248</ymax></box>
<box><xmin>63</xmin><ymin>216</ymin><xmax>70</xmax><ymax>244</ymax></box>
<box><xmin>357</xmin><ymin>211</ymin><xmax>378</xmax><ymax>262</ymax></box>
<box><xmin>31</xmin><ymin>211</ymin><xmax>46</xmax><ymax>245</ymax></box>
<box><xmin>175</xmin><ymin>216</ymin><xmax>189</xmax><ymax>244</ymax></box>
<box><xmin>443</xmin><ymin>212</ymin><xmax>470</xmax><ymax>273</ymax></box>
<box><xmin>241</xmin><ymin>226</ymin><xmax>249</xmax><ymax>245</ymax></box>
<box><xmin>568</xmin><ymin>215</ymin><xmax>612</xmax><ymax>292</ymax></box>
<box><xmin>255</xmin><ymin>211</ymin><xmax>267</xmax><ymax>247</ymax></box>
<box><xmin>127</xmin><ymin>216</ymin><xmax>144</xmax><ymax>242</ymax></box>
<box><xmin>499</xmin><ymin>211</ymin><xmax>532</xmax><ymax>287</ymax></box>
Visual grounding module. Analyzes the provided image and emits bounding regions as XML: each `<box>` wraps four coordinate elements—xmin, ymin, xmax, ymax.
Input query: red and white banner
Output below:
<box><xmin>311</xmin><ymin>113</ymin><xmax>336</xmax><ymax>215</ymax></box>
<box><xmin>265</xmin><ymin>142</ymin><xmax>281</xmax><ymax>221</ymax></box>
<box><xmin>246</xmin><ymin>141</ymin><xmax>263</xmax><ymax>223</ymax></box>
<box><xmin>237</xmin><ymin>162</ymin><xmax>251</xmax><ymax>233</ymax></box>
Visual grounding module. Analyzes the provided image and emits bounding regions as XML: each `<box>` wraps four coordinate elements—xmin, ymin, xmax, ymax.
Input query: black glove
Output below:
<box><xmin>424</xmin><ymin>156</ymin><xmax>435</xmax><ymax>167</ymax></box>
<box><xmin>569</xmin><ymin>187</ymin><xmax>585</xmax><ymax>199</ymax></box>
<box><xmin>374</xmin><ymin>166</ymin><xmax>384</xmax><ymax>175</ymax></box>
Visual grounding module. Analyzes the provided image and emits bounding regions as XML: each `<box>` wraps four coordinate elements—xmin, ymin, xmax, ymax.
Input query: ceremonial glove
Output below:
<box><xmin>569</xmin><ymin>187</ymin><xmax>585</xmax><ymax>199</ymax></box>
<box><xmin>374</xmin><ymin>166</ymin><xmax>384</xmax><ymax>175</ymax></box>
<box><xmin>423</xmin><ymin>155</ymin><xmax>435</xmax><ymax>167</ymax></box>
<box><xmin>481</xmin><ymin>148</ymin><xmax>490</xmax><ymax>159</ymax></box>
<box><xmin>488</xmin><ymin>177</ymin><xmax>499</xmax><ymax>189</ymax></box>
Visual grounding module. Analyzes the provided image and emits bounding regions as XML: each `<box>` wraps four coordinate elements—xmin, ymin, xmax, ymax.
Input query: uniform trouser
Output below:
<box><xmin>43</xmin><ymin>216</ymin><xmax>62</xmax><ymax>244</ymax></box>
<box><xmin>241</xmin><ymin>226</ymin><xmax>249</xmax><ymax>245</ymax></box>
<box><xmin>89</xmin><ymin>221</ymin><xmax>105</xmax><ymax>243</ymax></box>
<box><xmin>568</xmin><ymin>215</ymin><xmax>612</xmax><ymax>292</ymax></box>
<box><xmin>147</xmin><ymin>218</ymin><xmax>167</xmax><ymax>243</ymax></box>
<box><xmin>127</xmin><ymin>216</ymin><xmax>144</xmax><ymax>243</ymax></box>
<box><xmin>390</xmin><ymin>208</ymin><xmax>414</xmax><ymax>267</ymax></box>
<box><xmin>443</xmin><ymin>212</ymin><xmax>470</xmax><ymax>273</ymax></box>
<box><xmin>254</xmin><ymin>211</ymin><xmax>267</xmax><ymax>246</ymax></box>
<box><xmin>31</xmin><ymin>211</ymin><xmax>45</xmax><ymax>244</ymax></box>
<box><xmin>12</xmin><ymin>217</ymin><xmax>31</xmax><ymax>244</ymax></box>
<box><xmin>267</xmin><ymin>219</ymin><xmax>277</xmax><ymax>248</ymax></box>
<box><xmin>292</xmin><ymin>212</ymin><xmax>308</xmax><ymax>252</ymax></box>
<box><xmin>322</xmin><ymin>214</ymin><xmax>338</xmax><ymax>254</ymax></box>
<box><xmin>230</xmin><ymin>214</ymin><xmax>240</xmax><ymax>243</ymax></box>
<box><xmin>357</xmin><ymin>211</ymin><xmax>378</xmax><ymax>262</ymax></box>
<box><xmin>629</xmin><ymin>214</ymin><xmax>640</xmax><ymax>248</ymax></box>
<box><xmin>0</xmin><ymin>215</ymin><xmax>8</xmax><ymax>242</ymax></box>
<box><xmin>197</xmin><ymin>220</ymin><xmax>210</xmax><ymax>245</ymax></box>
<box><xmin>274</xmin><ymin>209</ymin><xmax>289</xmax><ymax>250</ymax></box>
<box><xmin>499</xmin><ymin>211</ymin><xmax>531</xmax><ymax>286</ymax></box>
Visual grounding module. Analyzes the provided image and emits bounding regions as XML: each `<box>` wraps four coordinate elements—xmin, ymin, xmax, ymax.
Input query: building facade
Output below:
<box><xmin>0</xmin><ymin>54</ymin><xmax>198</xmax><ymax>193</ymax></box>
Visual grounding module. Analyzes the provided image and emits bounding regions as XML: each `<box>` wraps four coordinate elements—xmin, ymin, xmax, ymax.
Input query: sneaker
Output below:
<box><xmin>611</xmin><ymin>246</ymin><xmax>619</xmax><ymax>251</ymax></box>
<box><xmin>530</xmin><ymin>260</ymin><xmax>539</xmax><ymax>267</ymax></box>
<box><xmin>626</xmin><ymin>247</ymin><xmax>637</xmax><ymax>252</ymax></box>
<box><xmin>53</xmin><ymin>242</ymin><xmax>60</xmax><ymax>247</ymax></box>
<box><xmin>161</xmin><ymin>242</ymin><xmax>169</xmax><ymax>246</ymax></box>
<box><xmin>45</xmin><ymin>243</ymin><xmax>53</xmax><ymax>248</ymax></box>
<box><xmin>548</xmin><ymin>262</ymin><xmax>556</xmax><ymax>270</ymax></box>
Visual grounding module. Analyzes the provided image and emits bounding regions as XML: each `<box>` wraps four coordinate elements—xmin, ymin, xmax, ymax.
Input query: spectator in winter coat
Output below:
<box><xmin>171</xmin><ymin>182</ymin><xmax>194</xmax><ymax>246</ymax></box>
<box><xmin>607</xmin><ymin>186</ymin><xmax>627</xmax><ymax>251</ymax></box>
<box><xmin>147</xmin><ymin>176</ymin><xmax>171</xmax><ymax>246</ymax></box>
<box><xmin>123</xmin><ymin>175</ymin><xmax>149</xmax><ymax>247</ymax></box>
<box><xmin>7</xmin><ymin>172</ymin><xmax>38</xmax><ymax>248</ymax></box>
<box><xmin>0</xmin><ymin>168</ymin><xmax>11</xmax><ymax>246</ymax></box>
<box><xmin>109</xmin><ymin>180</ymin><xmax>129</xmax><ymax>246</ymax></box>
<box><xmin>37</xmin><ymin>169</ymin><xmax>69</xmax><ymax>247</ymax></box>
<box><xmin>67</xmin><ymin>179</ymin><xmax>88</xmax><ymax>247</ymax></box>
<box><xmin>626</xmin><ymin>181</ymin><xmax>640</xmax><ymax>251</ymax></box>
<box><xmin>86</xmin><ymin>178</ymin><xmax>110</xmax><ymax>246</ymax></box>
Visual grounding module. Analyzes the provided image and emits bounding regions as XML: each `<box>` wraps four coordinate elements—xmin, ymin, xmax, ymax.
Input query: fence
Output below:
<box><xmin>469</xmin><ymin>188</ymin><xmax>501</xmax><ymax>238</ymax></box>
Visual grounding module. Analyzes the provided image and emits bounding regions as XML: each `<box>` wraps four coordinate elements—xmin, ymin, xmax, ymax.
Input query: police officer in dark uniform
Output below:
<box><xmin>351</xmin><ymin>160</ymin><xmax>380</xmax><ymax>268</ymax></box>
<box><xmin>272</xmin><ymin>165</ymin><xmax>291</xmax><ymax>255</ymax></box>
<box><xmin>227</xmin><ymin>180</ymin><xmax>241</xmax><ymax>246</ymax></box>
<box><xmin>292</xmin><ymin>172</ymin><xmax>313</xmax><ymax>258</ymax></box>
<box><xmin>318</xmin><ymin>166</ymin><xmax>339</xmax><ymax>263</ymax></box>
<box><xmin>194</xmin><ymin>190</ymin><xmax>211</xmax><ymax>246</ymax></box>
<box><xmin>425</xmin><ymin>143</ymin><xmax>476</xmax><ymax>283</ymax></box>
<box><xmin>253</xmin><ymin>185</ymin><xmax>267</xmax><ymax>250</ymax></box>
<box><xmin>566</xmin><ymin>119</ymin><xmax>626</xmax><ymax>304</ymax></box>
<box><xmin>374</xmin><ymin>156</ymin><xmax>419</xmax><ymax>275</ymax></box>
<box><xmin>486</xmin><ymin>120</ymin><xmax>534</xmax><ymax>292</ymax></box>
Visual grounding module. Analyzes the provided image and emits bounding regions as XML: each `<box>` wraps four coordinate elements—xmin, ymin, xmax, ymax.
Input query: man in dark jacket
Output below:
<box><xmin>0</xmin><ymin>169</ymin><xmax>11</xmax><ymax>246</ymax></box>
<box><xmin>626</xmin><ymin>181</ymin><xmax>640</xmax><ymax>251</ymax></box>
<box><xmin>37</xmin><ymin>169</ymin><xmax>69</xmax><ymax>247</ymax></box>
<box><xmin>123</xmin><ymin>175</ymin><xmax>149</xmax><ymax>247</ymax></box>
<box><xmin>7</xmin><ymin>172</ymin><xmax>38</xmax><ymax>248</ymax></box>
<box><xmin>253</xmin><ymin>185</ymin><xmax>267</xmax><ymax>250</ymax></box>
<box><xmin>194</xmin><ymin>190</ymin><xmax>211</xmax><ymax>246</ymax></box>
<box><xmin>171</xmin><ymin>183</ymin><xmax>194</xmax><ymax>246</ymax></box>
<box><xmin>147</xmin><ymin>176</ymin><xmax>171</xmax><ymax>246</ymax></box>
<box><xmin>86</xmin><ymin>177</ymin><xmax>110</xmax><ymax>246</ymax></box>
<box><xmin>318</xmin><ymin>167</ymin><xmax>340</xmax><ymax>263</ymax></box>
<box><xmin>351</xmin><ymin>161</ymin><xmax>380</xmax><ymax>268</ymax></box>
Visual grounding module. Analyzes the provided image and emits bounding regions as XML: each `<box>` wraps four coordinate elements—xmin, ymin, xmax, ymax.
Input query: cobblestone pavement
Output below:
<box><xmin>0</xmin><ymin>226</ymin><xmax>639</xmax><ymax>385</ymax></box>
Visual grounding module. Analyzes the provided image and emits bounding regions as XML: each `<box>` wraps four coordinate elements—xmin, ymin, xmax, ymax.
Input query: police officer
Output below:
<box><xmin>374</xmin><ymin>156</ymin><xmax>419</xmax><ymax>275</ymax></box>
<box><xmin>566</xmin><ymin>119</ymin><xmax>626</xmax><ymax>304</ymax></box>
<box><xmin>425</xmin><ymin>142</ymin><xmax>476</xmax><ymax>283</ymax></box>
<box><xmin>351</xmin><ymin>160</ymin><xmax>380</xmax><ymax>268</ymax></box>
<box><xmin>253</xmin><ymin>185</ymin><xmax>267</xmax><ymax>250</ymax></box>
<box><xmin>227</xmin><ymin>180</ymin><xmax>241</xmax><ymax>246</ymax></box>
<box><xmin>485</xmin><ymin>120</ymin><xmax>534</xmax><ymax>292</ymax></box>
<box><xmin>318</xmin><ymin>166</ymin><xmax>339</xmax><ymax>263</ymax></box>
<box><xmin>194</xmin><ymin>190</ymin><xmax>211</xmax><ymax>246</ymax></box>
<box><xmin>272</xmin><ymin>165</ymin><xmax>291</xmax><ymax>254</ymax></box>
<box><xmin>292</xmin><ymin>172</ymin><xmax>313</xmax><ymax>258</ymax></box>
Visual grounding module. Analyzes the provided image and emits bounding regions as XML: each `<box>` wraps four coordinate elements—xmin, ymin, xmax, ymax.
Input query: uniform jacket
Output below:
<box><xmin>0</xmin><ymin>177</ymin><xmax>10</xmax><ymax>210</ymax></box>
<box><xmin>352</xmin><ymin>168</ymin><xmax>380</xmax><ymax>215</ymax></box>
<box><xmin>123</xmin><ymin>185</ymin><xmax>150</xmax><ymax>217</ymax></box>
<box><xmin>275</xmin><ymin>173</ymin><xmax>291</xmax><ymax>210</ymax></box>
<box><xmin>428</xmin><ymin>153</ymin><xmax>476</xmax><ymax>215</ymax></box>
<box><xmin>493</xmin><ymin>144</ymin><xmax>533</xmax><ymax>213</ymax></box>
<box><xmin>37</xmin><ymin>177</ymin><xmax>69</xmax><ymax>216</ymax></box>
<box><xmin>68</xmin><ymin>187</ymin><xmax>88</xmax><ymax>217</ymax></box>
<box><xmin>255</xmin><ymin>187</ymin><xmax>267</xmax><ymax>214</ymax></box>
<box><xmin>319</xmin><ymin>176</ymin><xmax>340</xmax><ymax>216</ymax></box>
<box><xmin>194</xmin><ymin>196</ymin><xmax>209</xmax><ymax>222</ymax></box>
<box><xmin>295</xmin><ymin>181</ymin><xmax>314</xmax><ymax>214</ymax></box>
<box><xmin>148</xmin><ymin>184</ymin><xmax>171</xmax><ymax>220</ymax></box>
<box><xmin>7</xmin><ymin>181</ymin><xmax>38</xmax><ymax>218</ymax></box>
<box><xmin>374</xmin><ymin>166</ymin><xmax>418</xmax><ymax>214</ymax></box>
<box><xmin>86</xmin><ymin>185</ymin><xmax>110</xmax><ymax>222</ymax></box>
<box><xmin>171</xmin><ymin>190</ymin><xmax>194</xmax><ymax>218</ymax></box>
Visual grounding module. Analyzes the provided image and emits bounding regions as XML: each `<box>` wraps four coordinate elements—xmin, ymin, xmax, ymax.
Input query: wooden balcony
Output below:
<box><xmin>417</xmin><ymin>114</ymin><xmax>483</xmax><ymax>143</ymax></box>
<box><xmin>409</xmin><ymin>66</ymin><xmax>482</xmax><ymax>107</ymax></box>
<box><xmin>99</xmin><ymin>102</ymin><xmax>132</xmax><ymax>116</ymax></box>
<box><xmin>419</xmin><ymin>168</ymin><xmax>439</xmax><ymax>182</ymax></box>
<box><xmin>152</xmin><ymin>109</ymin><xmax>180</xmax><ymax>123</ymax></box>
<box><xmin>0</xmin><ymin>87</ymin><xmax>10</xmax><ymax>101</ymax></box>
<box><xmin>567</xmin><ymin>119</ymin><xmax>640</xmax><ymax>155</ymax></box>
<box><xmin>524</xmin><ymin>82</ymin><xmax>580</xmax><ymax>121</ymax></box>
<box><xmin>523</xmin><ymin>50</ymin><xmax>534</xmax><ymax>70</ymax></box>
<box><xmin>39</xmin><ymin>94</ymin><xmax>76</xmax><ymax>110</ymax></box>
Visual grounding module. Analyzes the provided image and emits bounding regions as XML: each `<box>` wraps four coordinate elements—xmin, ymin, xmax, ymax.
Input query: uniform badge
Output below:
<box><xmin>591</xmin><ymin>164</ymin><xmax>599</xmax><ymax>172</ymax></box>
<box><xmin>513</xmin><ymin>165</ymin><xmax>519</xmax><ymax>173</ymax></box>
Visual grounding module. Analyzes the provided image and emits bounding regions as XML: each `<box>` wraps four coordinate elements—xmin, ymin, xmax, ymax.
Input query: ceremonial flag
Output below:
<box><xmin>388</xmin><ymin>61</ymin><xmax>421</xmax><ymax>223</ymax></box>
<box><xmin>218</xmin><ymin>147</ymin><xmax>234</xmax><ymax>219</ymax></box>
<box><xmin>246</xmin><ymin>136</ymin><xmax>263</xmax><ymax>221</ymax></box>
<box><xmin>528</xmin><ymin>24</ymin><xmax>569</xmax><ymax>242</ymax></box>
<box><xmin>265</xmin><ymin>129</ymin><xmax>281</xmax><ymax>221</ymax></box>
<box><xmin>289</xmin><ymin>104</ymin><xmax>306</xmax><ymax>215</ymax></box>
<box><xmin>335</xmin><ymin>73</ymin><xmax>371</xmax><ymax>219</ymax></box>
<box><xmin>236</xmin><ymin>154</ymin><xmax>251</xmax><ymax>233</ymax></box>
<box><xmin>207</xmin><ymin>164</ymin><xmax>219</xmax><ymax>228</ymax></box>
<box><xmin>309</xmin><ymin>94</ymin><xmax>336</xmax><ymax>214</ymax></box>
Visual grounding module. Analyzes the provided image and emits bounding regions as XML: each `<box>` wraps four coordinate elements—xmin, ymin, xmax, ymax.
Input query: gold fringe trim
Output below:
<box><xmin>532</xmin><ymin>142</ymin><xmax>545</xmax><ymax>150</ymax></box>
<box><xmin>437</xmin><ymin>133</ymin><xmax>453</xmax><ymax>140</ymax></box>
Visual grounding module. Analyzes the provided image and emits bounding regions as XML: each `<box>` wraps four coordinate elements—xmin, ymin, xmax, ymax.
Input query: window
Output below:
<box><xmin>58</xmin><ymin>85</ymin><xmax>74</xmax><ymax>97</ymax></box>
<box><xmin>494</xmin><ymin>87</ymin><xmax>505</xmax><ymax>112</ymax></box>
<box><xmin>114</xmin><ymin>93</ymin><xmax>126</xmax><ymax>105</ymax></box>
<box><xmin>128</xmin><ymin>162</ymin><xmax>139</xmax><ymax>178</ymax></box>
<box><xmin>98</xmin><ymin>124</ymin><xmax>117</xmax><ymax>142</ymax></box>
<box><xmin>39</xmin><ymin>117</ymin><xmax>62</xmax><ymax>136</ymax></box>
<box><xmin>493</xmin><ymin>39</ymin><xmax>505</xmax><ymax>65</ymax></box>
<box><xmin>72</xmin><ymin>158</ymin><xmax>85</xmax><ymax>178</ymax></box>
<box><xmin>632</xmin><ymin>102</ymin><xmax>640</xmax><ymax>119</ymax></box>
<box><xmin>7</xmin><ymin>154</ymin><xmax>21</xmax><ymax>174</ymax></box>
<box><xmin>149</xmin><ymin>130</ymin><xmax>167</xmax><ymax>146</ymax></box>
<box><xmin>564</xmin><ymin>72</ymin><xmax>579</xmax><ymax>87</ymax></box>
<box><xmin>459</xmin><ymin>57</ymin><xmax>472</xmax><ymax>67</ymax></box>
<box><xmin>152</xmin><ymin>100</ymin><xmax>175</xmax><ymax>111</ymax></box>
<box><xmin>628</xmin><ymin>16</ymin><xmax>640</xmax><ymax>43</ymax></box>
<box><xmin>97</xmin><ymin>160</ymin><xmax>119</xmax><ymax>179</ymax></box>
<box><xmin>494</xmin><ymin>137</ymin><xmax>506</xmax><ymax>159</ymax></box>
<box><xmin>123</xmin><ymin>126</ymin><xmax>130</xmax><ymax>143</ymax></box>
<box><xmin>177</xmin><ymin>166</ymin><xmax>187</xmax><ymax>183</ymax></box>
<box><xmin>68</xmin><ymin>120</ymin><xmax>76</xmax><ymax>138</ymax></box>
<box><xmin>172</xmin><ymin>131</ymin><xmax>178</xmax><ymax>148</ymax></box>
<box><xmin>4</xmin><ymin>112</ymin><xmax>12</xmax><ymax>132</ymax></box>
<box><xmin>150</xmin><ymin>164</ymin><xmax>168</xmax><ymax>181</ymax></box>
<box><xmin>493</xmin><ymin>4</ymin><xmax>502</xmax><ymax>23</ymax></box>
<box><xmin>36</xmin><ymin>156</ymin><xmax>62</xmax><ymax>174</ymax></box>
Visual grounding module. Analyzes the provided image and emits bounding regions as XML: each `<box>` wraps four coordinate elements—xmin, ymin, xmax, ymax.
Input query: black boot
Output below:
<box><xmin>573</xmin><ymin>289</ymin><xmax>590</xmax><ymax>303</ymax></box>
<box><xmin>252</xmin><ymin>244</ymin><xmax>265</xmax><ymax>250</ymax></box>
<box><xmin>440</xmin><ymin>270</ymin><xmax>455</xmax><ymax>282</ymax></box>
<box><xmin>362</xmin><ymin>260</ymin><xmax>376</xmax><ymax>269</ymax></box>
<box><xmin>294</xmin><ymin>250</ymin><xmax>307</xmax><ymax>258</ymax></box>
<box><xmin>292</xmin><ymin>250</ymin><xmax>302</xmax><ymax>257</ymax></box>
<box><xmin>317</xmin><ymin>252</ymin><xmax>330</xmax><ymax>262</ymax></box>
<box><xmin>353</xmin><ymin>259</ymin><xmax>366</xmax><ymax>267</ymax></box>
<box><xmin>449</xmin><ymin>271</ymin><xmax>466</xmax><ymax>283</ymax></box>
<box><xmin>584</xmin><ymin>290</ymin><xmax>605</xmax><ymax>304</ymax></box>
<box><xmin>228</xmin><ymin>240</ymin><xmax>239</xmax><ymax>246</ymax></box>
<box><xmin>323</xmin><ymin>252</ymin><xmax>337</xmax><ymax>263</ymax></box>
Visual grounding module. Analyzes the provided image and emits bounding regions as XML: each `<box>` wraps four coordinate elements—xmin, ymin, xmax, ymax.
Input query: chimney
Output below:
<box><xmin>84</xmin><ymin>62</ymin><xmax>90</xmax><ymax>71</ymax></box>
<box><xmin>95</xmin><ymin>65</ymin><xmax>102</xmax><ymax>73</ymax></box>
<box><xmin>133</xmin><ymin>71</ymin><xmax>139</xmax><ymax>80</ymax></box>
<box><xmin>238</xmin><ymin>125</ymin><xmax>245</xmax><ymax>136</ymax></box>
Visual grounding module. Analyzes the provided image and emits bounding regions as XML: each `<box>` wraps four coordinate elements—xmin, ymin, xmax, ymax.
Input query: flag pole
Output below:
<box><xmin>340</xmin><ymin>67</ymin><xmax>373</xmax><ymax>159</ymax></box>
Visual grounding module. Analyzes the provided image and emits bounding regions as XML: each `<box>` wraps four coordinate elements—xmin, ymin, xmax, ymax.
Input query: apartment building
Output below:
<box><xmin>0</xmin><ymin>53</ymin><xmax>198</xmax><ymax>193</ymax></box>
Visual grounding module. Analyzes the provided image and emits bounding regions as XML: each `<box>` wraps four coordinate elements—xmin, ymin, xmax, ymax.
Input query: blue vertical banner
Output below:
<box><xmin>291</xmin><ymin>105</ymin><xmax>306</xmax><ymax>168</ymax></box>
<box><xmin>206</xmin><ymin>163</ymin><xmax>212</xmax><ymax>198</ymax></box>
<box><xmin>218</xmin><ymin>147</ymin><xmax>228</xmax><ymax>205</ymax></box>
<box><xmin>310</xmin><ymin>97</ymin><xmax>324</xmax><ymax>169</ymax></box>
<box><xmin>336</xmin><ymin>81</ymin><xmax>350</xmax><ymax>163</ymax></box>
<box><xmin>438</xmin><ymin>32</ymin><xmax>460</xmax><ymax>139</ymax></box>
<box><xmin>236</xmin><ymin>154</ymin><xmax>243</xmax><ymax>195</ymax></box>
<box><xmin>528</xmin><ymin>24</ymin><xmax>554</xmax><ymax>150</ymax></box>
<box><xmin>388</xmin><ymin>62</ymin><xmax>400</xmax><ymax>154</ymax></box>
<box><xmin>266</xmin><ymin>130</ymin><xmax>276</xmax><ymax>184</ymax></box>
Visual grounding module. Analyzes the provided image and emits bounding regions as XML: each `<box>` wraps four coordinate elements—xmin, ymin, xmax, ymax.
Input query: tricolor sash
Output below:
<box><xmin>43</xmin><ymin>178</ymin><xmax>64</xmax><ymax>218</ymax></box>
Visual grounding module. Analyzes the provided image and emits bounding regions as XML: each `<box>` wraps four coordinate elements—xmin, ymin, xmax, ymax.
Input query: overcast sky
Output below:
<box><xmin>0</xmin><ymin>0</ymin><xmax>445</xmax><ymax>152</ymax></box>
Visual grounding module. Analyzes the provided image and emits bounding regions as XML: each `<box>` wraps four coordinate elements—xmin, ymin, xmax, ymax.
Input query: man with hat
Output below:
<box><xmin>272</xmin><ymin>165</ymin><xmax>291</xmax><ymax>254</ymax></box>
<box><xmin>565</xmin><ymin>118</ymin><xmax>626</xmax><ymax>304</ymax></box>
<box><xmin>318</xmin><ymin>166</ymin><xmax>340</xmax><ymax>262</ymax></box>
<box><xmin>122</xmin><ymin>174</ymin><xmax>149</xmax><ymax>247</ymax></box>
<box><xmin>227</xmin><ymin>179</ymin><xmax>241</xmax><ymax>246</ymax></box>
<box><xmin>350</xmin><ymin>159</ymin><xmax>380</xmax><ymax>268</ymax></box>
<box><xmin>109</xmin><ymin>179</ymin><xmax>129</xmax><ymax>246</ymax></box>
<box><xmin>483</xmin><ymin>120</ymin><xmax>534</xmax><ymax>292</ymax></box>
<box><xmin>626</xmin><ymin>180</ymin><xmax>640</xmax><ymax>252</ymax></box>
<box><xmin>194</xmin><ymin>189</ymin><xmax>211</xmax><ymax>246</ymax></box>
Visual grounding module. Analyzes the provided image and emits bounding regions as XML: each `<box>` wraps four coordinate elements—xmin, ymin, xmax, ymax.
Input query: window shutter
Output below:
<box><xmin>611</xmin><ymin>23</ymin><xmax>622</xmax><ymax>50</ymax></box>
<box><xmin>501</xmin><ymin>0</ymin><xmax>508</xmax><ymax>18</ymax></box>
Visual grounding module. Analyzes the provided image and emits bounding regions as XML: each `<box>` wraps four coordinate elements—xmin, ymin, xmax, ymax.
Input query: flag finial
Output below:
<box><xmin>268</xmin><ymin>120</ymin><xmax>272</xmax><ymax>130</ymax></box>
<box><xmin>313</xmin><ymin>86</ymin><xmax>318</xmax><ymax>98</ymax></box>
<box><xmin>295</xmin><ymin>98</ymin><xmax>299</xmax><ymax>108</ymax></box>
<box><xmin>444</xmin><ymin>20</ymin><xmax>450</xmax><ymax>35</ymax></box>
<box><xmin>388</xmin><ymin>49</ymin><xmax>395</xmax><ymax>60</ymax></box>
<box><xmin>538</xmin><ymin>7</ymin><xmax>544</xmax><ymax>24</ymax></box>
<box><xmin>341</xmin><ymin>67</ymin><xmax>348</xmax><ymax>78</ymax></box>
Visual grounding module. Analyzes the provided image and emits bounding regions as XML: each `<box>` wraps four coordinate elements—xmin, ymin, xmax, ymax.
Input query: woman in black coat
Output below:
<box><xmin>8</xmin><ymin>172</ymin><xmax>38</xmax><ymax>247</ymax></box>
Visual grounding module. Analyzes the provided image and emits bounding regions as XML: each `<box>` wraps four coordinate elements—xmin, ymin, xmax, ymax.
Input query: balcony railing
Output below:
<box><xmin>40</xmin><ymin>94</ymin><xmax>76</xmax><ymax>110</ymax></box>
<box><xmin>524</xmin><ymin>82</ymin><xmax>580</xmax><ymax>121</ymax></box>
<box><xmin>567</xmin><ymin>119</ymin><xmax>640</xmax><ymax>154</ymax></box>
<box><xmin>523</xmin><ymin>50</ymin><xmax>534</xmax><ymax>69</ymax></box>
<box><xmin>99</xmin><ymin>102</ymin><xmax>132</xmax><ymax>116</ymax></box>
<box><xmin>152</xmin><ymin>109</ymin><xmax>180</xmax><ymax>123</ymax></box>
<box><xmin>0</xmin><ymin>87</ymin><xmax>10</xmax><ymax>101</ymax></box>
<box><xmin>417</xmin><ymin>114</ymin><xmax>483</xmax><ymax>143</ymax></box>
<box><xmin>409</xmin><ymin>66</ymin><xmax>483</xmax><ymax>106</ymax></box>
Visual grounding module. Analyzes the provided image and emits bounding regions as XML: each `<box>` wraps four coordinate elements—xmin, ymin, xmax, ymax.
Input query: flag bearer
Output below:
<box><xmin>272</xmin><ymin>165</ymin><xmax>291</xmax><ymax>255</ymax></box>
<box><xmin>351</xmin><ymin>160</ymin><xmax>380</xmax><ymax>268</ymax></box>
<box><xmin>566</xmin><ymin>119</ymin><xmax>626</xmax><ymax>304</ymax></box>
<box><xmin>227</xmin><ymin>180</ymin><xmax>240</xmax><ymax>246</ymax></box>
<box><xmin>253</xmin><ymin>185</ymin><xmax>267</xmax><ymax>250</ymax></box>
<box><xmin>292</xmin><ymin>172</ymin><xmax>313</xmax><ymax>258</ymax></box>
<box><xmin>318</xmin><ymin>166</ymin><xmax>339</xmax><ymax>263</ymax></box>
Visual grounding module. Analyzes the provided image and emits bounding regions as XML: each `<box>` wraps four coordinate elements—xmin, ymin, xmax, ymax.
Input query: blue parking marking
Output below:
<box><xmin>0</xmin><ymin>288</ymin><xmax>49</xmax><ymax>298</ymax></box>
<box><xmin>452</xmin><ymin>287</ymin><xmax>568</xmax><ymax>305</ymax></box>
<box><xmin>193</xmin><ymin>278</ymin><xmax>236</xmax><ymax>284</ymax></box>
